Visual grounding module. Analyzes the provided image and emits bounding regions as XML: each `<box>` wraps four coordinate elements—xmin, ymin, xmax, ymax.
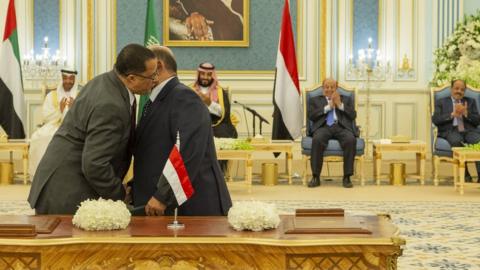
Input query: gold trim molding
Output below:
<box><xmin>87</xmin><ymin>0</ymin><xmax>93</xmax><ymax>81</ymax></box>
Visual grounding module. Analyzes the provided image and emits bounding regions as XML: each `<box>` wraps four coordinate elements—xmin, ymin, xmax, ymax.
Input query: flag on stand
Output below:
<box><xmin>138</xmin><ymin>0</ymin><xmax>161</xmax><ymax>120</ymax></box>
<box><xmin>272</xmin><ymin>0</ymin><xmax>303</xmax><ymax>141</ymax></box>
<box><xmin>0</xmin><ymin>0</ymin><xmax>25</xmax><ymax>138</ymax></box>
<box><xmin>161</xmin><ymin>133</ymin><xmax>194</xmax><ymax>206</ymax></box>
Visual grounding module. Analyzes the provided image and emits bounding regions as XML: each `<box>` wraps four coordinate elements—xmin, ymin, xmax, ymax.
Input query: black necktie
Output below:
<box><xmin>142</xmin><ymin>99</ymin><xmax>152</xmax><ymax>118</ymax></box>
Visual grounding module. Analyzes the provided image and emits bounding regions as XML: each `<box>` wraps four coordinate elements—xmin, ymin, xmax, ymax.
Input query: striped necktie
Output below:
<box><xmin>142</xmin><ymin>99</ymin><xmax>153</xmax><ymax>118</ymax></box>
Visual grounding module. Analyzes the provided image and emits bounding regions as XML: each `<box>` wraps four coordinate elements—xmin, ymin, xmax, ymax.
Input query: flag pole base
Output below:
<box><xmin>167</xmin><ymin>220</ymin><xmax>185</xmax><ymax>230</ymax></box>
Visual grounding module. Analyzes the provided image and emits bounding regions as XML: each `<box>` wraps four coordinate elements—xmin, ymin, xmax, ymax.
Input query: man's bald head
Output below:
<box><xmin>322</xmin><ymin>78</ymin><xmax>338</xmax><ymax>87</ymax></box>
<box><xmin>148</xmin><ymin>44</ymin><xmax>177</xmax><ymax>73</ymax></box>
<box><xmin>322</xmin><ymin>78</ymin><xmax>338</xmax><ymax>98</ymax></box>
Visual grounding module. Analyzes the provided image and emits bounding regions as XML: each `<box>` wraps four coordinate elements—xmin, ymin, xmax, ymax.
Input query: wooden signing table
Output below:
<box><xmin>0</xmin><ymin>140</ymin><xmax>29</xmax><ymax>184</ymax></box>
<box><xmin>452</xmin><ymin>147</ymin><xmax>480</xmax><ymax>195</ymax></box>
<box><xmin>372</xmin><ymin>140</ymin><xmax>426</xmax><ymax>185</ymax></box>
<box><xmin>0</xmin><ymin>215</ymin><xmax>404</xmax><ymax>269</ymax></box>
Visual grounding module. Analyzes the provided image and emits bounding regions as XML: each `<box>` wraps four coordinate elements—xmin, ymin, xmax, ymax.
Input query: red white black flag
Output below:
<box><xmin>272</xmin><ymin>0</ymin><xmax>303</xmax><ymax>140</ymax></box>
<box><xmin>161</xmin><ymin>133</ymin><xmax>194</xmax><ymax>205</ymax></box>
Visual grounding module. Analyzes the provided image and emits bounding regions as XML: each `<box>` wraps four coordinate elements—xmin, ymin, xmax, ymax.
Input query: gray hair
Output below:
<box><xmin>147</xmin><ymin>45</ymin><xmax>177</xmax><ymax>73</ymax></box>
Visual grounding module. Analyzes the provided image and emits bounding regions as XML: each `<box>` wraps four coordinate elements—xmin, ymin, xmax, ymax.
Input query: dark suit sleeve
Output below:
<box><xmin>432</xmin><ymin>99</ymin><xmax>453</xmax><ymax>126</ymax></box>
<box><xmin>465</xmin><ymin>98</ymin><xmax>480</xmax><ymax>126</ymax></box>
<box><xmin>338</xmin><ymin>96</ymin><xmax>356</xmax><ymax>120</ymax></box>
<box><xmin>153</xmin><ymin>90</ymin><xmax>211</xmax><ymax>206</ymax></box>
<box><xmin>308</xmin><ymin>97</ymin><xmax>328</xmax><ymax>122</ymax></box>
<box><xmin>81</xmin><ymin>103</ymin><xmax>126</xmax><ymax>199</ymax></box>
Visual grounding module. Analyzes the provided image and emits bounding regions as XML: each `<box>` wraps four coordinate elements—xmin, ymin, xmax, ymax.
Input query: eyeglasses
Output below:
<box><xmin>129</xmin><ymin>69</ymin><xmax>158</xmax><ymax>81</ymax></box>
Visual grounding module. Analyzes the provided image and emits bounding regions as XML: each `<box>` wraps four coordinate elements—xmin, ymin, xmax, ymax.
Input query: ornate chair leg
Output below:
<box><xmin>359</xmin><ymin>155</ymin><xmax>365</xmax><ymax>186</ymax></box>
<box><xmin>433</xmin><ymin>156</ymin><xmax>439</xmax><ymax>186</ymax></box>
<box><xmin>303</xmin><ymin>155</ymin><xmax>308</xmax><ymax>186</ymax></box>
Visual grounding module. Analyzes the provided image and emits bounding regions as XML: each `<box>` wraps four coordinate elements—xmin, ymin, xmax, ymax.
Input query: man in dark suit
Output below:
<box><xmin>132</xmin><ymin>45</ymin><xmax>232</xmax><ymax>216</ymax></box>
<box><xmin>432</xmin><ymin>79</ymin><xmax>480</xmax><ymax>182</ymax></box>
<box><xmin>308</xmin><ymin>78</ymin><xmax>357</xmax><ymax>188</ymax></box>
<box><xmin>28</xmin><ymin>44</ymin><xmax>158</xmax><ymax>214</ymax></box>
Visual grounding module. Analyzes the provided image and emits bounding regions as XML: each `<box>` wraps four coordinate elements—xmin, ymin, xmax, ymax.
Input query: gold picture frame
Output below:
<box><xmin>163</xmin><ymin>0</ymin><xmax>249</xmax><ymax>47</ymax></box>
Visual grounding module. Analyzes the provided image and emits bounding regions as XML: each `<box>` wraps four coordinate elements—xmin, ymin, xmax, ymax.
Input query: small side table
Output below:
<box><xmin>0</xmin><ymin>140</ymin><xmax>29</xmax><ymax>184</ymax></box>
<box><xmin>250</xmin><ymin>141</ymin><xmax>293</xmax><ymax>184</ymax></box>
<box><xmin>372</xmin><ymin>140</ymin><xmax>426</xmax><ymax>185</ymax></box>
<box><xmin>452</xmin><ymin>147</ymin><xmax>480</xmax><ymax>195</ymax></box>
<box><xmin>216</xmin><ymin>150</ymin><xmax>253</xmax><ymax>193</ymax></box>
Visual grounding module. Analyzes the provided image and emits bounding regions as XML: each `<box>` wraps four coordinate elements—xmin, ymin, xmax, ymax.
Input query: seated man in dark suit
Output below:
<box><xmin>432</xmin><ymin>79</ymin><xmax>480</xmax><ymax>182</ymax></box>
<box><xmin>308</xmin><ymin>78</ymin><xmax>357</xmax><ymax>188</ymax></box>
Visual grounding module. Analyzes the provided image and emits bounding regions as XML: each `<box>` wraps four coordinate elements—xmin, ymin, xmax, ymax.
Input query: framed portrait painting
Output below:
<box><xmin>163</xmin><ymin>0</ymin><xmax>249</xmax><ymax>47</ymax></box>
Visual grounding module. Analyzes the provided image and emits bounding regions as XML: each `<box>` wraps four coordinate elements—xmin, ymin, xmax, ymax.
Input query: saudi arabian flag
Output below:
<box><xmin>0</xmin><ymin>0</ymin><xmax>25</xmax><ymax>139</ymax></box>
<box><xmin>138</xmin><ymin>0</ymin><xmax>161</xmax><ymax>120</ymax></box>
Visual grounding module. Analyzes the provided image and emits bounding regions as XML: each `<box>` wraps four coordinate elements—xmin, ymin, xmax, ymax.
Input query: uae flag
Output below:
<box><xmin>161</xmin><ymin>144</ymin><xmax>194</xmax><ymax>206</ymax></box>
<box><xmin>138</xmin><ymin>0</ymin><xmax>161</xmax><ymax>120</ymax></box>
<box><xmin>272</xmin><ymin>0</ymin><xmax>302</xmax><ymax>140</ymax></box>
<box><xmin>0</xmin><ymin>0</ymin><xmax>25</xmax><ymax>139</ymax></box>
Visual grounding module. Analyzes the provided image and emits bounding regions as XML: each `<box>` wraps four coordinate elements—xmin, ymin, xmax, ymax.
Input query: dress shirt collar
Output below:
<box><xmin>126</xmin><ymin>87</ymin><xmax>135</xmax><ymax>106</ymax></box>
<box><xmin>150</xmin><ymin>76</ymin><xmax>175</xmax><ymax>102</ymax></box>
<box><xmin>451</xmin><ymin>96</ymin><xmax>463</xmax><ymax>103</ymax></box>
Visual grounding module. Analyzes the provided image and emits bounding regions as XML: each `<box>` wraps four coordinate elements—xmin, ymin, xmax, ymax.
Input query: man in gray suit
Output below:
<box><xmin>28</xmin><ymin>44</ymin><xmax>158</xmax><ymax>214</ymax></box>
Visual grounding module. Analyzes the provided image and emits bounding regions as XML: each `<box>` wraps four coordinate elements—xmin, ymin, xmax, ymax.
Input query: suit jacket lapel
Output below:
<box><xmin>135</xmin><ymin>77</ymin><xmax>180</xmax><ymax>143</ymax></box>
<box><xmin>445</xmin><ymin>97</ymin><xmax>453</xmax><ymax>115</ymax></box>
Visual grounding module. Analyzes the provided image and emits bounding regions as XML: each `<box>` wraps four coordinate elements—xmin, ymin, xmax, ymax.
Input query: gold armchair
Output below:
<box><xmin>430</xmin><ymin>83</ymin><xmax>480</xmax><ymax>185</ymax></box>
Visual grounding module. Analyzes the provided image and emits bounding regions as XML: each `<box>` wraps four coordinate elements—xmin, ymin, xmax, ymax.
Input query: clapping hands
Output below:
<box><xmin>330</xmin><ymin>92</ymin><xmax>342</xmax><ymax>108</ymax></box>
<box><xmin>453</xmin><ymin>101</ymin><xmax>468</xmax><ymax>118</ymax></box>
<box><xmin>196</xmin><ymin>90</ymin><xmax>212</xmax><ymax>105</ymax></box>
<box><xmin>60</xmin><ymin>97</ymin><xmax>74</xmax><ymax>113</ymax></box>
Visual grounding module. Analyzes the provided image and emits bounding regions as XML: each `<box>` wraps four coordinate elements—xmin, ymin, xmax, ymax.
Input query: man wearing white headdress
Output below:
<box><xmin>29</xmin><ymin>69</ymin><xmax>79</xmax><ymax>177</ymax></box>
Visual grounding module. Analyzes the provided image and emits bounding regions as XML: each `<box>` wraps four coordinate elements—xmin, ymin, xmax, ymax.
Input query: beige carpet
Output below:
<box><xmin>1</xmin><ymin>178</ymin><xmax>480</xmax><ymax>202</ymax></box>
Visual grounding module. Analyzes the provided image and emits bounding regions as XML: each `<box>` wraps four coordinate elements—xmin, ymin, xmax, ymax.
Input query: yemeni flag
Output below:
<box><xmin>272</xmin><ymin>0</ymin><xmax>302</xmax><ymax>140</ymax></box>
<box><xmin>161</xmin><ymin>143</ymin><xmax>194</xmax><ymax>206</ymax></box>
<box><xmin>138</xmin><ymin>0</ymin><xmax>161</xmax><ymax>120</ymax></box>
<box><xmin>0</xmin><ymin>0</ymin><xmax>25</xmax><ymax>139</ymax></box>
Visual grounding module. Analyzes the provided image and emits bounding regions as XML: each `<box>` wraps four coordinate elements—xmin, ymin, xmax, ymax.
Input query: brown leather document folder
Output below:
<box><xmin>285</xmin><ymin>209</ymin><xmax>372</xmax><ymax>235</ymax></box>
<box><xmin>295</xmin><ymin>208</ymin><xmax>345</xmax><ymax>217</ymax></box>
<box><xmin>0</xmin><ymin>216</ymin><xmax>60</xmax><ymax>237</ymax></box>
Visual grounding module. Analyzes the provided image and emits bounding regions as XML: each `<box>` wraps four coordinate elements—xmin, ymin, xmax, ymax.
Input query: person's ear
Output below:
<box><xmin>157</xmin><ymin>60</ymin><xmax>164</xmax><ymax>72</ymax></box>
<box><xmin>126</xmin><ymin>74</ymin><xmax>136</xmax><ymax>82</ymax></box>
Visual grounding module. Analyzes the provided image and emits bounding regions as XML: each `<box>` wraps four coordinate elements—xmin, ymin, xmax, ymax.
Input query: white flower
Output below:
<box><xmin>467</xmin><ymin>22</ymin><xmax>475</xmax><ymax>32</ymax></box>
<box><xmin>214</xmin><ymin>138</ymin><xmax>253</xmax><ymax>150</ymax></box>
<box><xmin>72</xmin><ymin>198</ymin><xmax>131</xmax><ymax>231</ymax></box>
<box><xmin>447</xmin><ymin>45</ymin><xmax>457</xmax><ymax>56</ymax></box>
<box><xmin>439</xmin><ymin>63</ymin><xmax>448</xmax><ymax>72</ymax></box>
<box><xmin>228</xmin><ymin>201</ymin><xmax>280</xmax><ymax>231</ymax></box>
<box><xmin>432</xmin><ymin>11</ymin><xmax>480</xmax><ymax>87</ymax></box>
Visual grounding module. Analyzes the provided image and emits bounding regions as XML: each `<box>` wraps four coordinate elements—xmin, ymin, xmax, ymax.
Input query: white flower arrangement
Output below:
<box><xmin>432</xmin><ymin>11</ymin><xmax>480</xmax><ymax>87</ymax></box>
<box><xmin>227</xmin><ymin>201</ymin><xmax>280</xmax><ymax>232</ymax></box>
<box><xmin>214</xmin><ymin>138</ymin><xmax>254</xmax><ymax>150</ymax></box>
<box><xmin>72</xmin><ymin>198</ymin><xmax>131</xmax><ymax>231</ymax></box>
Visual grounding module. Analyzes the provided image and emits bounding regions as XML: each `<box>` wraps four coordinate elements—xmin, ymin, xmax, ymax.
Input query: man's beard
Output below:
<box><xmin>198</xmin><ymin>78</ymin><xmax>213</xmax><ymax>87</ymax></box>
